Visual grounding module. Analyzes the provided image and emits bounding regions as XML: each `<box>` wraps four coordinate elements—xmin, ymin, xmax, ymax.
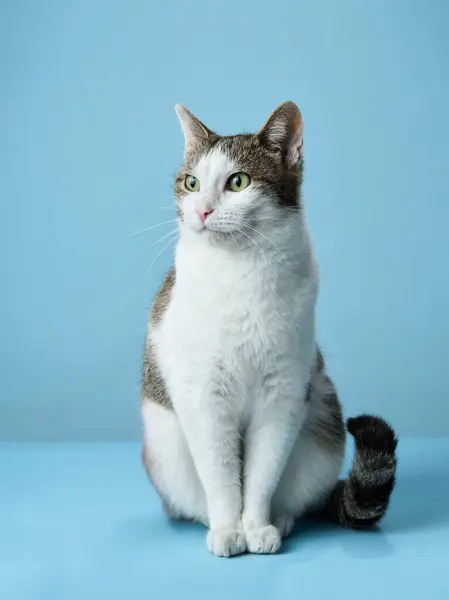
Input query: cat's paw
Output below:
<box><xmin>207</xmin><ymin>528</ymin><xmax>246</xmax><ymax>558</ymax></box>
<box><xmin>274</xmin><ymin>513</ymin><xmax>295</xmax><ymax>539</ymax></box>
<box><xmin>245</xmin><ymin>525</ymin><xmax>282</xmax><ymax>554</ymax></box>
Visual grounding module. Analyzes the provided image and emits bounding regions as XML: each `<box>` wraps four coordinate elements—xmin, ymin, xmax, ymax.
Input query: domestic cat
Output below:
<box><xmin>141</xmin><ymin>102</ymin><xmax>398</xmax><ymax>557</ymax></box>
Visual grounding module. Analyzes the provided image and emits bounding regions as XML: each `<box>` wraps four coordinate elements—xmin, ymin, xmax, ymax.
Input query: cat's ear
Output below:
<box><xmin>175</xmin><ymin>105</ymin><xmax>215</xmax><ymax>154</ymax></box>
<box><xmin>257</xmin><ymin>101</ymin><xmax>303</xmax><ymax>166</ymax></box>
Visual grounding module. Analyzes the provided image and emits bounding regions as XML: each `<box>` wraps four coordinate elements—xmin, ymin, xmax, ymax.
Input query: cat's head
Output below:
<box><xmin>174</xmin><ymin>102</ymin><xmax>304</xmax><ymax>245</ymax></box>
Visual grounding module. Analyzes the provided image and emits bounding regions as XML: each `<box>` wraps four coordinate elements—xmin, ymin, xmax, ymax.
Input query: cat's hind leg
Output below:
<box><xmin>272</xmin><ymin>387</ymin><xmax>346</xmax><ymax>537</ymax></box>
<box><xmin>142</xmin><ymin>400</ymin><xmax>208</xmax><ymax>525</ymax></box>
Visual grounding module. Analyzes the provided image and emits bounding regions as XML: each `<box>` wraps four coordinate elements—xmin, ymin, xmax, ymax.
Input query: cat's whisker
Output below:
<box><xmin>229</xmin><ymin>230</ymin><xmax>239</xmax><ymax>250</ymax></box>
<box><xmin>235</xmin><ymin>226</ymin><xmax>266</xmax><ymax>260</ymax></box>
<box><xmin>127</xmin><ymin>219</ymin><xmax>177</xmax><ymax>237</ymax></box>
<box><xmin>148</xmin><ymin>235</ymin><xmax>177</xmax><ymax>274</ymax></box>
<box><xmin>150</xmin><ymin>228</ymin><xmax>178</xmax><ymax>248</ymax></box>
<box><xmin>157</xmin><ymin>205</ymin><xmax>178</xmax><ymax>211</ymax></box>
<box><xmin>242</xmin><ymin>223</ymin><xmax>286</xmax><ymax>259</ymax></box>
<box><xmin>150</xmin><ymin>232</ymin><xmax>178</xmax><ymax>266</ymax></box>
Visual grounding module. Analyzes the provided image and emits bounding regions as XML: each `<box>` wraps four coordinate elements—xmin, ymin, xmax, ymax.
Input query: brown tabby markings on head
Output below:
<box><xmin>174</xmin><ymin>106</ymin><xmax>304</xmax><ymax>210</ymax></box>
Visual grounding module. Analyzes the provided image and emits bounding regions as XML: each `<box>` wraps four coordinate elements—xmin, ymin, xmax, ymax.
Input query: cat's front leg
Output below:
<box><xmin>173</xmin><ymin>382</ymin><xmax>245</xmax><ymax>558</ymax></box>
<box><xmin>242</xmin><ymin>368</ymin><xmax>309</xmax><ymax>554</ymax></box>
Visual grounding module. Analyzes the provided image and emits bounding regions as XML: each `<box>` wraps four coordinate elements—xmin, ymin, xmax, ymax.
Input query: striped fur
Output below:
<box><xmin>324</xmin><ymin>415</ymin><xmax>398</xmax><ymax>528</ymax></box>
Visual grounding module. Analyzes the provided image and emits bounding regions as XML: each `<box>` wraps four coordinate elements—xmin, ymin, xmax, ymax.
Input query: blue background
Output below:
<box><xmin>1</xmin><ymin>0</ymin><xmax>448</xmax><ymax>440</ymax></box>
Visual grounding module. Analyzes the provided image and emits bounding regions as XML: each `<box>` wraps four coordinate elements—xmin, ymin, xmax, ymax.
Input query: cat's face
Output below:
<box><xmin>174</xmin><ymin>102</ymin><xmax>304</xmax><ymax>244</ymax></box>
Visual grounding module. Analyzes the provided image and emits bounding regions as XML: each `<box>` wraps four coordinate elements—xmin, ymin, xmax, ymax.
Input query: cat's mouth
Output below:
<box><xmin>190</xmin><ymin>214</ymin><xmax>245</xmax><ymax>240</ymax></box>
<box><xmin>194</xmin><ymin>222</ymin><xmax>235</xmax><ymax>245</ymax></box>
<box><xmin>202</xmin><ymin>220</ymin><xmax>239</xmax><ymax>235</ymax></box>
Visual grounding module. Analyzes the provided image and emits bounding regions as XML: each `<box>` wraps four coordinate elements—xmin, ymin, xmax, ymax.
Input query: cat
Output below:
<box><xmin>141</xmin><ymin>101</ymin><xmax>398</xmax><ymax>557</ymax></box>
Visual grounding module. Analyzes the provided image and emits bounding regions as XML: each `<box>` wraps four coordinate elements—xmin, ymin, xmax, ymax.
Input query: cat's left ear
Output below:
<box><xmin>257</xmin><ymin>101</ymin><xmax>303</xmax><ymax>166</ymax></box>
<box><xmin>175</xmin><ymin>105</ymin><xmax>215</xmax><ymax>155</ymax></box>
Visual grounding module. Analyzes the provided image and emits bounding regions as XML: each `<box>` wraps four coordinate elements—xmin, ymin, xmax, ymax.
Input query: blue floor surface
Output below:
<box><xmin>1</xmin><ymin>439</ymin><xmax>449</xmax><ymax>600</ymax></box>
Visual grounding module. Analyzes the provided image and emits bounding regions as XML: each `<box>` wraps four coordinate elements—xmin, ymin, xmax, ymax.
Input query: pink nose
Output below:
<box><xmin>195</xmin><ymin>207</ymin><xmax>214</xmax><ymax>222</ymax></box>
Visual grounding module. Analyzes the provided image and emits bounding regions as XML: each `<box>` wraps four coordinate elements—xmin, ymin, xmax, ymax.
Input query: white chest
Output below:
<box><xmin>153</xmin><ymin>238</ymin><xmax>317</xmax><ymax>412</ymax></box>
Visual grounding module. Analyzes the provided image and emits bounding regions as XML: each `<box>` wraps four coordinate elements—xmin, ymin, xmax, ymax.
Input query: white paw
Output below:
<box><xmin>245</xmin><ymin>525</ymin><xmax>282</xmax><ymax>554</ymax></box>
<box><xmin>274</xmin><ymin>513</ymin><xmax>295</xmax><ymax>538</ymax></box>
<box><xmin>207</xmin><ymin>528</ymin><xmax>246</xmax><ymax>558</ymax></box>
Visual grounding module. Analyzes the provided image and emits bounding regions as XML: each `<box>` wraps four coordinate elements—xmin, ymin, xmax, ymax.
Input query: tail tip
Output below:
<box><xmin>347</xmin><ymin>414</ymin><xmax>398</xmax><ymax>453</ymax></box>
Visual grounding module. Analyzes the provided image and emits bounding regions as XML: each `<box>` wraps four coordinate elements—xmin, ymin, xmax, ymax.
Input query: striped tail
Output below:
<box><xmin>325</xmin><ymin>415</ymin><xmax>398</xmax><ymax>529</ymax></box>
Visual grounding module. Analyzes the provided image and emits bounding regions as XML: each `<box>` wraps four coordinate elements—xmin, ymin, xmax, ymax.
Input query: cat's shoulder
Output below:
<box><xmin>150</xmin><ymin>267</ymin><xmax>176</xmax><ymax>326</ymax></box>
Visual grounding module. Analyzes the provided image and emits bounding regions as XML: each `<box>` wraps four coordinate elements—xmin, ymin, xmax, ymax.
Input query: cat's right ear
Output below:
<box><xmin>257</xmin><ymin>101</ymin><xmax>303</xmax><ymax>167</ymax></box>
<box><xmin>175</xmin><ymin>105</ymin><xmax>215</xmax><ymax>155</ymax></box>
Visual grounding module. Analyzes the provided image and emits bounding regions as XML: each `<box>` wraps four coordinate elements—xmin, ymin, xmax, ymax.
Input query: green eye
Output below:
<box><xmin>185</xmin><ymin>175</ymin><xmax>200</xmax><ymax>192</ymax></box>
<box><xmin>227</xmin><ymin>172</ymin><xmax>251</xmax><ymax>192</ymax></box>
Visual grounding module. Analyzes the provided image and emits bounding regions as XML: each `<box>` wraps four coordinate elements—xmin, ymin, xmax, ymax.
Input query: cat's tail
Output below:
<box><xmin>324</xmin><ymin>415</ymin><xmax>398</xmax><ymax>529</ymax></box>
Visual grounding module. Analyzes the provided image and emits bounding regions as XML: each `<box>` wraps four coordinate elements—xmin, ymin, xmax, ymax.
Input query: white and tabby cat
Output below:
<box><xmin>141</xmin><ymin>102</ymin><xmax>397</xmax><ymax>557</ymax></box>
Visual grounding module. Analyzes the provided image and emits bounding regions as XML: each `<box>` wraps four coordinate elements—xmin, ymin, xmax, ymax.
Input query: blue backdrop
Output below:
<box><xmin>1</xmin><ymin>0</ymin><xmax>448</xmax><ymax>440</ymax></box>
